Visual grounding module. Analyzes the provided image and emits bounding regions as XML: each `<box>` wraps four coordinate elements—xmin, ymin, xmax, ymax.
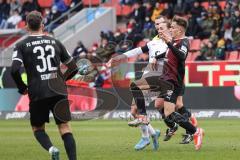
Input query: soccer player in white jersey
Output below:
<box><xmin>107</xmin><ymin>16</ymin><xmax>169</xmax><ymax>150</ymax></box>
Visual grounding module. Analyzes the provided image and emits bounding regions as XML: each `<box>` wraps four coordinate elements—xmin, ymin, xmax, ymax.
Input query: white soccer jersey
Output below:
<box><xmin>146</xmin><ymin>37</ymin><xmax>168</xmax><ymax>63</ymax></box>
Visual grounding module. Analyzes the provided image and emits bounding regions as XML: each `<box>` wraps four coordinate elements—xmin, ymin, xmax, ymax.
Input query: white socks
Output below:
<box><xmin>147</xmin><ymin>124</ymin><xmax>156</xmax><ymax>136</ymax></box>
<box><xmin>140</xmin><ymin>125</ymin><xmax>149</xmax><ymax>138</ymax></box>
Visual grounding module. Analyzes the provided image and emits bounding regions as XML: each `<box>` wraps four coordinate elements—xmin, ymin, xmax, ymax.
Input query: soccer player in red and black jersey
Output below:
<box><xmin>11</xmin><ymin>11</ymin><xmax>78</xmax><ymax>160</ymax></box>
<box><xmin>157</xmin><ymin>16</ymin><xmax>204</xmax><ymax>150</ymax></box>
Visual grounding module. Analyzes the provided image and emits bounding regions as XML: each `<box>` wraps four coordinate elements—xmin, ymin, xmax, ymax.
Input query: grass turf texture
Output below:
<box><xmin>0</xmin><ymin>119</ymin><xmax>239</xmax><ymax>160</ymax></box>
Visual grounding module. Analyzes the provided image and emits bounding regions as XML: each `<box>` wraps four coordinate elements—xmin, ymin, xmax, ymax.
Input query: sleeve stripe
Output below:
<box><xmin>12</xmin><ymin>58</ymin><xmax>23</xmax><ymax>63</ymax></box>
<box><xmin>63</xmin><ymin>57</ymin><xmax>73</xmax><ymax>65</ymax></box>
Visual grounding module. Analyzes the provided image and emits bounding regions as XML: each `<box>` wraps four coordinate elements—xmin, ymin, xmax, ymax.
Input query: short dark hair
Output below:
<box><xmin>172</xmin><ymin>16</ymin><xmax>188</xmax><ymax>30</ymax></box>
<box><xmin>26</xmin><ymin>11</ymin><xmax>43</xmax><ymax>31</ymax></box>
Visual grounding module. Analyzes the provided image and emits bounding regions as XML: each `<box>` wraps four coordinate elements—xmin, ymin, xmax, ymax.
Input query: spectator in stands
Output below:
<box><xmin>151</xmin><ymin>2</ymin><xmax>162</xmax><ymax>22</ymax></box>
<box><xmin>10</xmin><ymin>0</ymin><xmax>21</xmax><ymax>14</ymax></box>
<box><xmin>114</xmin><ymin>29</ymin><xmax>125</xmax><ymax>44</ymax></box>
<box><xmin>222</xmin><ymin>12</ymin><xmax>232</xmax><ymax>33</ymax></box>
<box><xmin>230</xmin><ymin>9</ymin><xmax>240</xmax><ymax>30</ymax></box>
<box><xmin>144</xmin><ymin>1</ymin><xmax>153</xmax><ymax>18</ymax></box>
<box><xmin>54</xmin><ymin>0</ymin><xmax>68</xmax><ymax>13</ymax></box>
<box><xmin>224</xmin><ymin>1</ymin><xmax>234</xmax><ymax>15</ymax></box>
<box><xmin>160</xmin><ymin>3</ymin><xmax>173</xmax><ymax>19</ymax></box>
<box><xmin>186</xmin><ymin>12</ymin><xmax>199</xmax><ymax>37</ymax></box>
<box><xmin>211</xmin><ymin>6</ymin><xmax>221</xmax><ymax>31</ymax></box>
<box><xmin>197</xmin><ymin>12</ymin><xmax>216</xmax><ymax>39</ymax></box>
<box><xmin>182</xmin><ymin>0</ymin><xmax>195</xmax><ymax>14</ymax></box>
<box><xmin>209</xmin><ymin>29</ymin><xmax>219</xmax><ymax>48</ymax></box>
<box><xmin>200</xmin><ymin>41</ymin><xmax>215</xmax><ymax>60</ymax></box>
<box><xmin>173</xmin><ymin>0</ymin><xmax>184</xmax><ymax>15</ymax></box>
<box><xmin>231</xmin><ymin>27</ymin><xmax>240</xmax><ymax>50</ymax></box>
<box><xmin>208</xmin><ymin>0</ymin><xmax>222</xmax><ymax>15</ymax></box>
<box><xmin>72</xmin><ymin>41</ymin><xmax>88</xmax><ymax>57</ymax></box>
<box><xmin>0</xmin><ymin>0</ymin><xmax>10</xmax><ymax>29</ymax></box>
<box><xmin>96</xmin><ymin>37</ymin><xmax>115</xmax><ymax>62</ymax></box>
<box><xmin>44</xmin><ymin>6</ymin><xmax>62</xmax><ymax>32</ymax></box>
<box><xmin>4</xmin><ymin>9</ymin><xmax>21</xmax><ymax>29</ymax></box>
<box><xmin>224</xmin><ymin>24</ymin><xmax>233</xmax><ymax>51</ymax></box>
<box><xmin>190</xmin><ymin>1</ymin><xmax>205</xmax><ymax>21</ymax></box>
<box><xmin>214</xmin><ymin>45</ymin><xmax>225</xmax><ymax>60</ymax></box>
<box><xmin>214</xmin><ymin>36</ymin><xmax>226</xmax><ymax>60</ymax></box>
<box><xmin>129</xmin><ymin>1</ymin><xmax>145</xmax><ymax>29</ymax></box>
<box><xmin>143</xmin><ymin>16</ymin><xmax>154</xmax><ymax>40</ymax></box>
<box><xmin>21</xmin><ymin>0</ymin><xmax>38</xmax><ymax>21</ymax></box>
<box><xmin>195</xmin><ymin>48</ymin><xmax>208</xmax><ymax>61</ymax></box>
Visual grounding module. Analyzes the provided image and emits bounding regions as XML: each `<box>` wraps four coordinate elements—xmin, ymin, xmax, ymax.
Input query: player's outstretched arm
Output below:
<box><xmin>107</xmin><ymin>47</ymin><xmax>144</xmax><ymax>68</ymax></box>
<box><xmin>11</xmin><ymin>60</ymin><xmax>28</xmax><ymax>94</ymax></box>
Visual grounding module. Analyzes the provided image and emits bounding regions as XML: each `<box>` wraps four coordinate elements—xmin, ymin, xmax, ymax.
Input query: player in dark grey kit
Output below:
<box><xmin>11</xmin><ymin>11</ymin><xmax>78</xmax><ymax>160</ymax></box>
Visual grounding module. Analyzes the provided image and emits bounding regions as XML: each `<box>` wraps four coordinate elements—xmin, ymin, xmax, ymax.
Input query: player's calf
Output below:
<box><xmin>58</xmin><ymin>123</ymin><xmax>77</xmax><ymax>160</ymax></box>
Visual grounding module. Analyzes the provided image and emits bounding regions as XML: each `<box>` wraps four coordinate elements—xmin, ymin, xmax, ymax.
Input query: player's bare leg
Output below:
<box><xmin>58</xmin><ymin>123</ymin><xmax>77</xmax><ymax>160</ymax></box>
<box><xmin>32</xmin><ymin>125</ymin><xmax>59</xmax><ymax>160</ymax></box>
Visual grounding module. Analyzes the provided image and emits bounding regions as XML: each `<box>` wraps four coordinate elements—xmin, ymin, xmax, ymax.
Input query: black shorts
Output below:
<box><xmin>158</xmin><ymin>80</ymin><xmax>182</xmax><ymax>104</ymax></box>
<box><xmin>29</xmin><ymin>95</ymin><xmax>71</xmax><ymax>127</ymax></box>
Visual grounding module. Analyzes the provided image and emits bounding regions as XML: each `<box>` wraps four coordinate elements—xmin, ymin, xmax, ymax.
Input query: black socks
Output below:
<box><xmin>167</xmin><ymin>112</ymin><xmax>196</xmax><ymax>134</ymax></box>
<box><xmin>62</xmin><ymin>133</ymin><xmax>77</xmax><ymax>160</ymax></box>
<box><xmin>34</xmin><ymin>130</ymin><xmax>53</xmax><ymax>151</ymax></box>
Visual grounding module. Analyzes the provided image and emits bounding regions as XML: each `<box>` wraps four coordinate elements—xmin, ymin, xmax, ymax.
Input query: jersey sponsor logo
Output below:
<box><xmin>180</xmin><ymin>45</ymin><xmax>187</xmax><ymax>54</ymax></box>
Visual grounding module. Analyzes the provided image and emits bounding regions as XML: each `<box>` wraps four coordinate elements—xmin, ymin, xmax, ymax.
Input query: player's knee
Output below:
<box><xmin>32</xmin><ymin>125</ymin><xmax>45</xmax><ymax>132</ymax></box>
<box><xmin>164</xmin><ymin>105</ymin><xmax>175</xmax><ymax>117</ymax></box>
<box><xmin>58</xmin><ymin>123</ymin><xmax>72</xmax><ymax>135</ymax></box>
<box><xmin>176</xmin><ymin>101</ymin><xmax>183</xmax><ymax>109</ymax></box>
<box><xmin>154</xmin><ymin>99</ymin><xmax>164</xmax><ymax>109</ymax></box>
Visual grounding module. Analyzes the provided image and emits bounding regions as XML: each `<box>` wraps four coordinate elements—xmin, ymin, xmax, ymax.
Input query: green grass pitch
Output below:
<box><xmin>0</xmin><ymin>119</ymin><xmax>240</xmax><ymax>160</ymax></box>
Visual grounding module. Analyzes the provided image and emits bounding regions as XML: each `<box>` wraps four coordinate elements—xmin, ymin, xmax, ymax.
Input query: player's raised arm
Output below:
<box><xmin>11</xmin><ymin>45</ymin><xmax>28</xmax><ymax>95</ymax></box>
<box><xmin>57</xmin><ymin>40</ymin><xmax>78</xmax><ymax>81</ymax></box>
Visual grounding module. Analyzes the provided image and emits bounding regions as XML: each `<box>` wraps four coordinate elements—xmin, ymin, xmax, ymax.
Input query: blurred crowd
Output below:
<box><xmin>0</xmin><ymin>0</ymin><xmax>83</xmax><ymax>31</ymax></box>
<box><xmin>1</xmin><ymin>0</ymin><xmax>240</xmax><ymax>62</ymax></box>
<box><xmin>74</xmin><ymin>0</ymin><xmax>240</xmax><ymax>62</ymax></box>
